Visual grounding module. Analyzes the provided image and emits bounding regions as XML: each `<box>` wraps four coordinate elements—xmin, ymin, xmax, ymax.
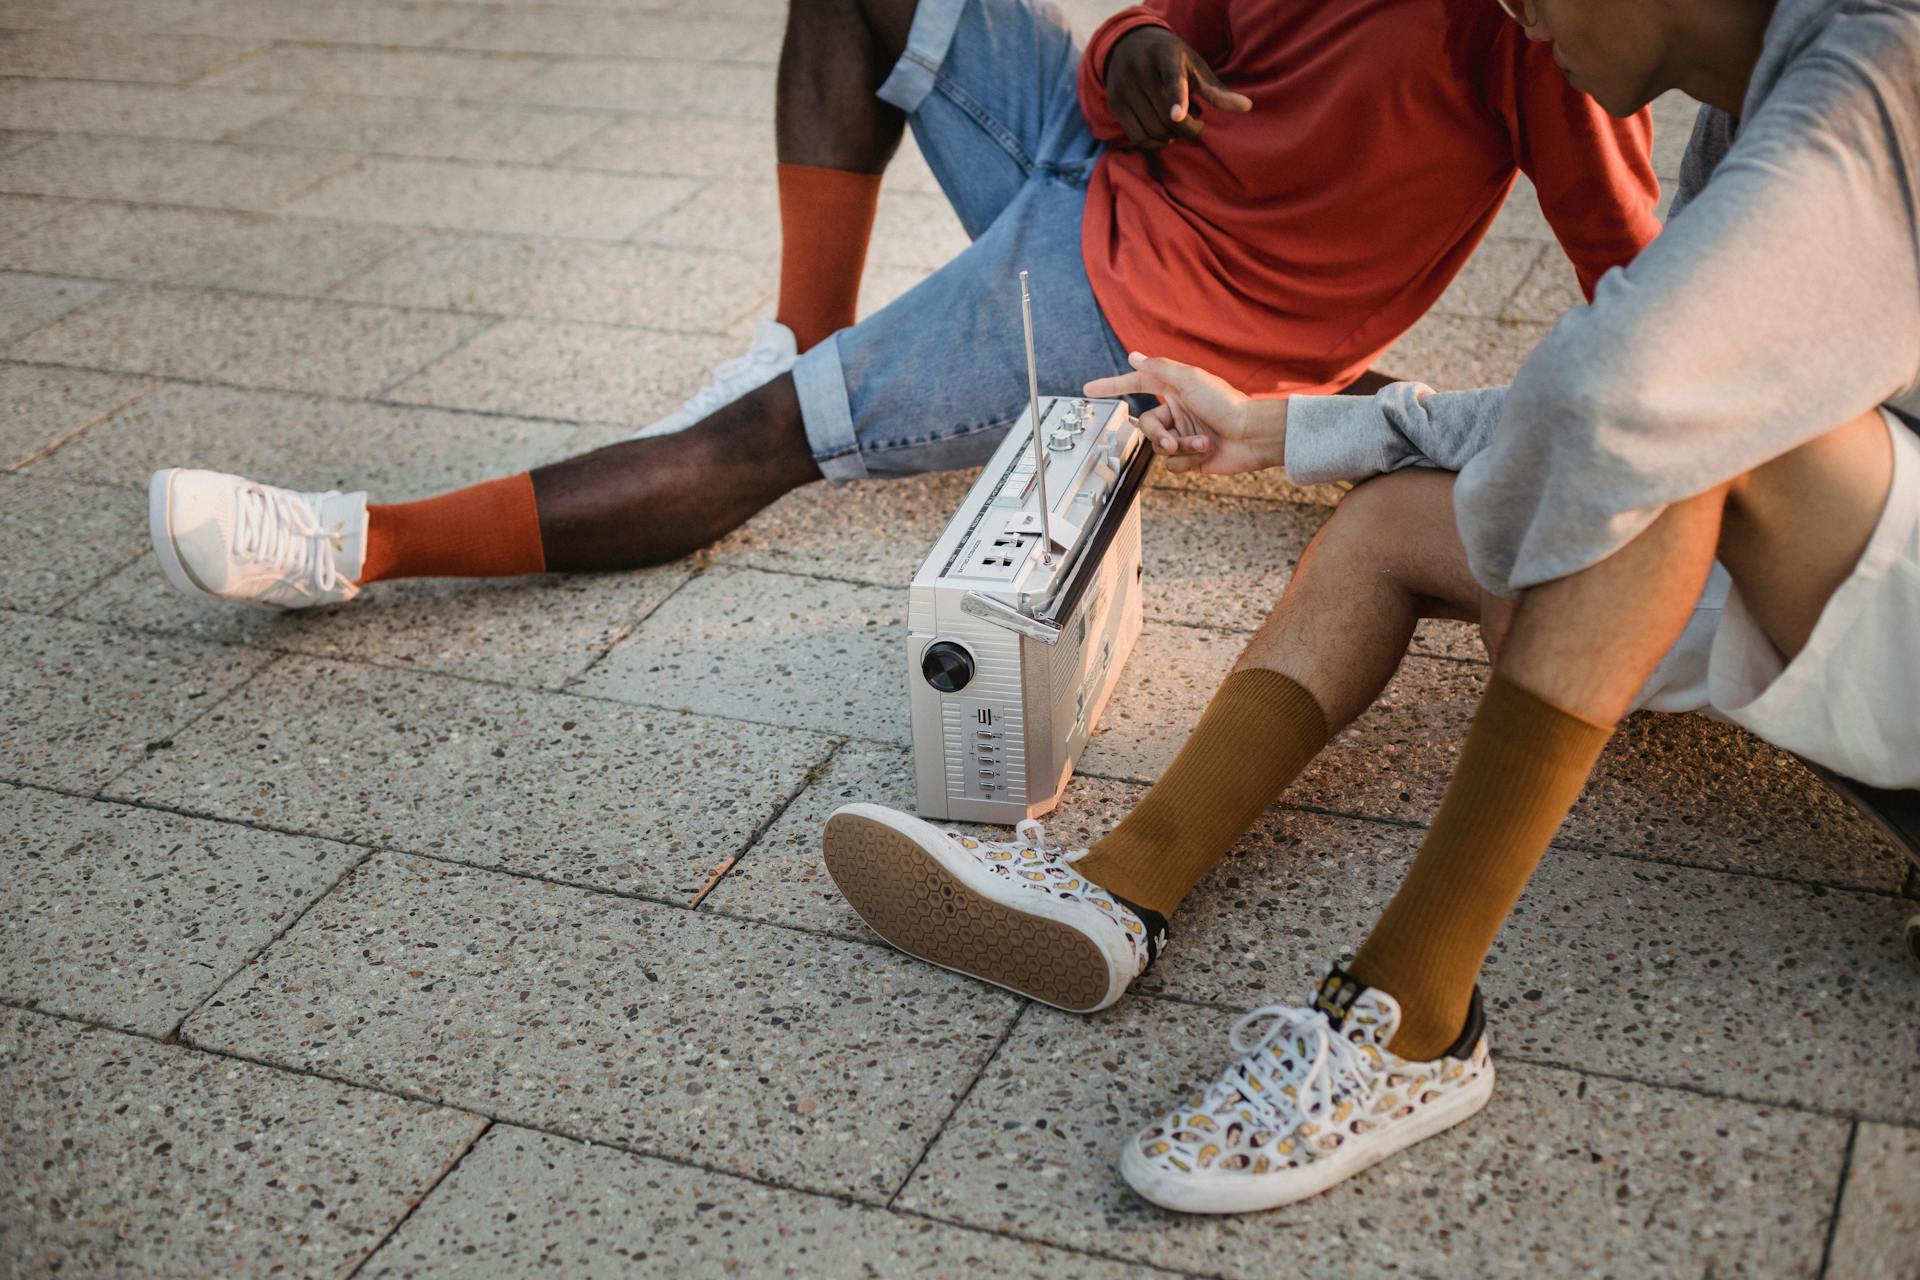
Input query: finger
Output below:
<box><xmin>1161</xmin><ymin>58</ymin><xmax>1190</xmax><ymax>124</ymax></box>
<box><xmin>1193</xmin><ymin>66</ymin><xmax>1253</xmax><ymax>114</ymax></box>
<box><xmin>1138</xmin><ymin>405</ymin><xmax>1180</xmax><ymax>454</ymax></box>
<box><xmin>1114</xmin><ymin>94</ymin><xmax>1156</xmax><ymax>149</ymax></box>
<box><xmin>1125</xmin><ymin>82</ymin><xmax>1173</xmax><ymax>142</ymax></box>
<box><xmin>1176</xmin><ymin>432</ymin><xmax>1212</xmax><ymax>454</ymax></box>
<box><xmin>1082</xmin><ymin>368</ymin><xmax>1155</xmax><ymax>398</ymax></box>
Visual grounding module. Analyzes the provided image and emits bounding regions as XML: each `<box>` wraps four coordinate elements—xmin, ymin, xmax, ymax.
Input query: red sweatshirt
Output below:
<box><xmin>1077</xmin><ymin>0</ymin><xmax>1661</xmax><ymax>395</ymax></box>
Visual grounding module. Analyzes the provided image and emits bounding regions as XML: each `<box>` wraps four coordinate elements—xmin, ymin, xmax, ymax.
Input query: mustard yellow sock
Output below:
<box><xmin>1073</xmin><ymin>668</ymin><xmax>1327</xmax><ymax>917</ymax></box>
<box><xmin>1349</xmin><ymin>670</ymin><xmax>1614</xmax><ymax>1060</ymax></box>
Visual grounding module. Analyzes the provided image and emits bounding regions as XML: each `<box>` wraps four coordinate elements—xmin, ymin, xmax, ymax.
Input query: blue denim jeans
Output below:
<box><xmin>793</xmin><ymin>0</ymin><xmax>1135</xmax><ymax>481</ymax></box>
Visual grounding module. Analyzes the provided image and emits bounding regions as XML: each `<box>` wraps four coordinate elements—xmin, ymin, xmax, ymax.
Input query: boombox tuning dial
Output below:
<box><xmin>922</xmin><ymin>640</ymin><xmax>975</xmax><ymax>693</ymax></box>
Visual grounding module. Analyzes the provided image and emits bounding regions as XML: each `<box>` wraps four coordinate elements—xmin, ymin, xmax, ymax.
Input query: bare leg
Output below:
<box><xmin>1235</xmin><ymin>468</ymin><xmax>1480</xmax><ymax>730</ymax></box>
<box><xmin>530</xmin><ymin>374</ymin><xmax>821</xmax><ymax>571</ymax></box>
<box><xmin>777</xmin><ymin>0</ymin><xmax>917</xmax><ymax>170</ymax></box>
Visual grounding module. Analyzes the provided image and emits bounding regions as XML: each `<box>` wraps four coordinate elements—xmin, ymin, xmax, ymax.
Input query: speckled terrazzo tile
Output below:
<box><xmin>1377</xmin><ymin>311</ymin><xmax>1552</xmax><ymax>389</ymax></box>
<box><xmin>1147</xmin><ymin>462</ymin><xmax>1346</xmax><ymax>507</ymax></box>
<box><xmin>0</xmin><ymin>28</ymin><xmax>262</xmax><ymax>82</ymax></box>
<box><xmin>1504</xmin><ymin>249</ymin><xmax>1585</xmax><ymax>324</ymax></box>
<box><xmin>0</xmin><ymin>785</ymin><xmax>355</xmax><ymax>1034</ymax></box>
<box><xmin>29</xmin><ymin>381</ymin><xmax>603</xmax><ymax>492</ymax></box>
<box><xmin>109</xmin><ymin>655</ymin><xmax>831</xmax><ymax>899</ymax></box>
<box><xmin>506</xmin><ymin>59</ymin><xmax>774</xmax><ymax>116</ymax></box>
<box><xmin>363</xmin><ymin>1125</ymin><xmax>1151</xmax><ymax>1279</ymax></box>
<box><xmin>895</xmin><ymin>1000</ymin><xmax>1843</xmax><ymax>1279</ymax></box>
<box><xmin>0</xmin><ymin>79</ymin><xmax>299</xmax><ymax>142</ymax></box>
<box><xmin>556</xmin><ymin>112</ymin><xmax>777</xmax><ymax>177</ymax></box>
<box><xmin>1430</xmin><ymin>236</ymin><xmax>1544</xmax><ymax>320</ymax></box>
<box><xmin>1076</xmin><ymin>621</ymin><xmax>1245</xmax><ymax>783</ymax></box>
<box><xmin>73</xmin><ymin>557</ymin><xmax>693</xmax><ymax>688</ymax></box>
<box><xmin>0</xmin><ymin>135</ymin><xmax>354</xmax><ymax>210</ymax></box>
<box><xmin>7</xmin><ymin>285</ymin><xmax>484</xmax><ymax>398</ymax></box>
<box><xmin>235</xmin><ymin>98</ymin><xmax>612</xmax><ymax>166</ymax></box>
<box><xmin>183</xmin><ymin>852</ymin><xmax>1022</xmax><ymax>1203</ymax></box>
<box><xmin>0</xmin><ymin>269</ymin><xmax>110</xmax><ymax>343</ymax></box>
<box><xmin>384</xmin><ymin>319</ymin><xmax>737</xmax><ymax>427</ymax></box>
<box><xmin>1</xmin><ymin>1009</ymin><xmax>485</xmax><ymax>1280</ymax></box>
<box><xmin>442</xmin><ymin>9</ymin><xmax>767</xmax><ymax>59</ymax></box>
<box><xmin>200</xmin><ymin>44</ymin><xmax>547</xmax><ymax>101</ymax></box>
<box><xmin>575</xmin><ymin>566</ymin><xmax>905</xmax><ymax>743</ymax></box>
<box><xmin>1828</xmin><ymin>1124</ymin><xmax>1920</xmax><ymax>1280</ymax></box>
<box><xmin>331</xmin><ymin>232</ymin><xmax>770</xmax><ymax>334</ymax></box>
<box><xmin>703</xmin><ymin>470</ymin><xmax>977</xmax><ymax>587</ymax></box>
<box><xmin>0</xmin><ymin>192</ymin><xmax>82</xmax><ymax>244</ymax></box>
<box><xmin>0</xmin><ymin>472</ymin><xmax>147</xmax><ymax>612</ymax></box>
<box><xmin>1138</xmin><ymin>487</ymin><xmax>1321</xmax><ymax>633</ymax></box>
<box><xmin>164</xmin><ymin>0</ymin><xmax>484</xmax><ymax>45</ymax></box>
<box><xmin>0</xmin><ymin>611</ymin><xmax>271</xmax><ymax>791</ymax></box>
<box><xmin>703</xmin><ymin>742</ymin><xmax>1153</xmax><ymax>939</ymax></box>
<box><xmin>0</xmin><ymin>360</ymin><xmax>153</xmax><ymax>469</ymax></box>
<box><xmin>0</xmin><ymin>203</ymin><xmax>419</xmax><ymax>295</ymax></box>
<box><xmin>287</xmin><ymin>158</ymin><xmax>700</xmax><ymax>242</ymax></box>
<box><xmin>643</xmin><ymin>182</ymin><xmax>969</xmax><ymax>272</ymax></box>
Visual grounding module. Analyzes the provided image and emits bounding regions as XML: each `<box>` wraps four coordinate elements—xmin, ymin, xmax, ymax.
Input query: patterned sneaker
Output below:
<box><xmin>628</xmin><ymin>318</ymin><xmax>798</xmax><ymax>440</ymax></box>
<box><xmin>1122</xmin><ymin>965</ymin><xmax>1493</xmax><ymax>1213</ymax></box>
<box><xmin>822</xmin><ymin>802</ymin><xmax>1168</xmax><ymax>1013</ymax></box>
<box><xmin>149</xmin><ymin>468</ymin><xmax>366</xmax><ymax>609</ymax></box>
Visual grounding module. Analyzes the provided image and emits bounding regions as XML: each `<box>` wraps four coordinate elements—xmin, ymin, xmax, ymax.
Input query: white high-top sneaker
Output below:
<box><xmin>1122</xmin><ymin>965</ymin><xmax>1494</xmax><ymax>1214</ymax></box>
<box><xmin>822</xmin><ymin>802</ymin><xmax>1170</xmax><ymax>1014</ymax></box>
<box><xmin>149</xmin><ymin>468</ymin><xmax>367</xmax><ymax>609</ymax></box>
<box><xmin>628</xmin><ymin>318</ymin><xmax>799</xmax><ymax>440</ymax></box>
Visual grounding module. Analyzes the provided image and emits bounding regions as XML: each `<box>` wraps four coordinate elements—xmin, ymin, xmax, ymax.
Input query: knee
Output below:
<box><xmin>1313</xmin><ymin>471</ymin><xmax>1438</xmax><ymax>569</ymax></box>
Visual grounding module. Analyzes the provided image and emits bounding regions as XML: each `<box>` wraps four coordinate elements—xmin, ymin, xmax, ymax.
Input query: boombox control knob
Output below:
<box><xmin>922</xmin><ymin>641</ymin><xmax>975</xmax><ymax>693</ymax></box>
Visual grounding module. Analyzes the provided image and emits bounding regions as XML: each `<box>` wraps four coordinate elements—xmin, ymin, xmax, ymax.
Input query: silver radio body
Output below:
<box><xmin>908</xmin><ymin>395</ymin><xmax>1149</xmax><ymax>823</ymax></box>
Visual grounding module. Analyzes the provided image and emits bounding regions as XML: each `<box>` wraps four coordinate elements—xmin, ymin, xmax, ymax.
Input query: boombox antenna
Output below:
<box><xmin>1018</xmin><ymin>270</ymin><xmax>1054</xmax><ymax>566</ymax></box>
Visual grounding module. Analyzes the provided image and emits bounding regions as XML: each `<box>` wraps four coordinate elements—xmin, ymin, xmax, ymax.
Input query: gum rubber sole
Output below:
<box><xmin>823</xmin><ymin>812</ymin><xmax>1114</xmax><ymax>1013</ymax></box>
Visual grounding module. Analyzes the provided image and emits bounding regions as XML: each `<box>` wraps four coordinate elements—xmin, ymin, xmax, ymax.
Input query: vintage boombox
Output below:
<box><xmin>907</xmin><ymin>274</ymin><xmax>1150</xmax><ymax>822</ymax></box>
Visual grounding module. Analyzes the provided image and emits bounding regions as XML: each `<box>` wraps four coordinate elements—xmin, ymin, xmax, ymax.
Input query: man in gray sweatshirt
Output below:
<box><xmin>821</xmin><ymin>0</ymin><xmax>1919</xmax><ymax>1214</ymax></box>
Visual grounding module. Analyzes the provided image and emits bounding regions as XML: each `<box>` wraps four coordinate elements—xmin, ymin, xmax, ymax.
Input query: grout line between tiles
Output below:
<box><xmin>1816</xmin><ymin>1119</ymin><xmax>1861</xmax><ymax>1278</ymax></box>
<box><xmin>887</xmin><ymin>1001</ymin><xmax>1028</xmax><ymax>1209</ymax></box>
<box><xmin>6</xmin><ymin>374</ymin><xmax>163</xmax><ymax>472</ymax></box>
<box><xmin>344</xmin><ymin>1118</ymin><xmax>496</xmax><ymax>1280</ymax></box>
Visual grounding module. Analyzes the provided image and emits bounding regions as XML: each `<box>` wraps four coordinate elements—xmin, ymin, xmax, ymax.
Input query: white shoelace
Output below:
<box><xmin>235</xmin><ymin>484</ymin><xmax>342</xmax><ymax>595</ymax></box>
<box><xmin>676</xmin><ymin>336</ymin><xmax>789</xmax><ymax>419</ymax></box>
<box><xmin>1211</xmin><ymin>1004</ymin><xmax>1377</xmax><ymax>1136</ymax></box>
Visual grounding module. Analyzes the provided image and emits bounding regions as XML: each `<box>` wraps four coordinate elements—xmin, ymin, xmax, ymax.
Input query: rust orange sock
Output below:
<box><xmin>776</xmin><ymin>163</ymin><xmax>883</xmax><ymax>352</ymax></box>
<box><xmin>359</xmin><ymin>473</ymin><xmax>545</xmax><ymax>584</ymax></box>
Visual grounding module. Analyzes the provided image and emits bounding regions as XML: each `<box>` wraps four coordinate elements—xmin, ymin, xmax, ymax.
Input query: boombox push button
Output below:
<box><xmin>921</xmin><ymin>641</ymin><xmax>975</xmax><ymax>693</ymax></box>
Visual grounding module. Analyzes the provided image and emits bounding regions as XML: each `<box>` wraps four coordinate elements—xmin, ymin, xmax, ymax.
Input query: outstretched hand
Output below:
<box><xmin>1085</xmin><ymin>352</ymin><xmax>1286</xmax><ymax>476</ymax></box>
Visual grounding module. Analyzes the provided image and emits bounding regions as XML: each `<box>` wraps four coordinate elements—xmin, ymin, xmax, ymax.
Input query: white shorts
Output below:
<box><xmin>1633</xmin><ymin>410</ymin><xmax>1920</xmax><ymax>788</ymax></box>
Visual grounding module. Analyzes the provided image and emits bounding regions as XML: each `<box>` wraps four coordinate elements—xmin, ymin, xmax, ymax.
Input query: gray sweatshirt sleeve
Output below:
<box><xmin>1455</xmin><ymin>44</ymin><xmax>1920</xmax><ymax>596</ymax></box>
<box><xmin>1282</xmin><ymin>383</ymin><xmax>1508</xmax><ymax>485</ymax></box>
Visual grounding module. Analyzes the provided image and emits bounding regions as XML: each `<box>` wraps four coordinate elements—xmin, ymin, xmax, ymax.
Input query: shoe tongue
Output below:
<box><xmin>1313</xmin><ymin>964</ymin><xmax>1402</xmax><ymax>1049</ymax></box>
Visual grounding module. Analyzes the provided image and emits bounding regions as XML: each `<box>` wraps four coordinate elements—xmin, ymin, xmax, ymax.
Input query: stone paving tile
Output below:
<box><xmin>705</xmin><ymin>469</ymin><xmax>977</xmax><ymax>586</ymax></box>
<box><xmin>0</xmin><ymin>611</ymin><xmax>271</xmax><ymax>792</ymax></box>
<box><xmin>506</xmin><ymin>59</ymin><xmax>774</xmax><ymax>116</ymax></box>
<box><xmin>1505</xmin><ymin>250</ymin><xmax>1586</xmax><ymax>324</ymax></box>
<box><xmin>184</xmin><ymin>852</ymin><xmax>1023</xmax><ymax>1203</ymax></box>
<box><xmin>0</xmin><ymin>0</ymin><xmax>220</xmax><ymax>33</ymax></box>
<box><xmin>8</xmin><ymin>285</ymin><xmax>485</xmax><ymax>397</ymax></box>
<box><xmin>0</xmin><ymin>269</ymin><xmax>110</xmax><ymax>343</ymax></box>
<box><xmin>385</xmin><ymin>318</ymin><xmax>736</xmax><ymax>425</ymax></box>
<box><xmin>76</xmin><ymin>557</ymin><xmax>692</xmax><ymax>689</ymax></box>
<box><xmin>364</xmin><ymin>1124</ymin><xmax>1149</xmax><ymax>1279</ymax></box>
<box><xmin>2</xmin><ymin>1007</ymin><xmax>486</xmax><ymax>1279</ymax></box>
<box><xmin>0</xmin><ymin>203</ymin><xmax>419</xmax><ymax>294</ymax></box>
<box><xmin>1487</xmin><ymin>174</ymin><xmax>1552</xmax><ymax>242</ymax></box>
<box><xmin>1379</xmin><ymin>310</ymin><xmax>1551</xmax><ymax>389</ymax></box>
<box><xmin>0</xmin><ymin>192</ymin><xmax>80</xmax><ymax>246</ymax></box>
<box><xmin>333</xmin><ymin>232</ymin><xmax>770</xmax><ymax>332</ymax></box>
<box><xmin>203</xmin><ymin>43</ymin><xmax>548</xmax><ymax>100</ymax></box>
<box><xmin>112</xmin><ymin>655</ymin><xmax>832</xmax><ymax>899</ymax></box>
<box><xmin>0</xmin><ymin>360</ymin><xmax>152</xmax><ymax>468</ymax></box>
<box><xmin>288</xmin><ymin>156</ymin><xmax>699</xmax><ymax>241</ymax></box>
<box><xmin>235</xmin><ymin>96</ymin><xmax>610</xmax><ymax>164</ymax></box>
<box><xmin>1829</xmin><ymin>1123</ymin><xmax>1920</xmax><ymax>1280</ymax></box>
<box><xmin>443</xmin><ymin>10</ymin><xmax>769</xmax><ymax>60</ymax></box>
<box><xmin>170</xmin><ymin>0</ymin><xmax>486</xmax><ymax>45</ymax></box>
<box><xmin>0</xmin><ymin>785</ymin><xmax>355</xmax><ymax>1034</ymax></box>
<box><xmin>1148</xmin><ymin>461</ymin><xmax>1346</xmax><ymax>507</ymax></box>
<box><xmin>1139</xmin><ymin>487</ymin><xmax>1321</xmax><ymax>634</ymax></box>
<box><xmin>0</xmin><ymin>472</ymin><xmax>145</xmax><ymax>611</ymax></box>
<box><xmin>575</xmin><ymin>566</ymin><xmax>907</xmax><ymax>744</ymax></box>
<box><xmin>0</xmin><ymin>78</ymin><xmax>299</xmax><ymax>142</ymax></box>
<box><xmin>0</xmin><ymin>127</ymin><xmax>42</xmax><ymax>158</ymax></box>
<box><xmin>1650</xmin><ymin>90</ymin><xmax>1700</xmax><ymax>180</ymax></box>
<box><xmin>644</xmin><ymin>180</ymin><xmax>970</xmax><ymax>272</ymax></box>
<box><xmin>0</xmin><ymin>28</ymin><xmax>262</xmax><ymax>82</ymax></box>
<box><xmin>29</xmin><ymin>380</ymin><xmax>603</xmax><ymax>492</ymax></box>
<box><xmin>1429</xmin><ymin>235</ymin><xmax>1542</xmax><ymax>320</ymax></box>
<box><xmin>896</xmin><ymin>1000</ymin><xmax>1844</xmax><ymax>1278</ymax></box>
<box><xmin>0</xmin><ymin>134</ymin><xmax>354</xmax><ymax>210</ymax></box>
<box><xmin>556</xmin><ymin>112</ymin><xmax>776</xmax><ymax>178</ymax></box>
<box><xmin>1081</xmin><ymin>624</ymin><xmax>1907</xmax><ymax>891</ymax></box>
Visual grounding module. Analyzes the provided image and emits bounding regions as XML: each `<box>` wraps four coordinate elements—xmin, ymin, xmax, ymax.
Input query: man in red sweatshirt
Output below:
<box><xmin>146</xmin><ymin>0</ymin><xmax>1658</xmax><ymax>609</ymax></box>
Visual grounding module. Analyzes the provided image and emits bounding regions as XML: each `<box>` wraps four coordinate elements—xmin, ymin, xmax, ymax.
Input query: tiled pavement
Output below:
<box><xmin>0</xmin><ymin>3</ymin><xmax>1915</xmax><ymax>1277</ymax></box>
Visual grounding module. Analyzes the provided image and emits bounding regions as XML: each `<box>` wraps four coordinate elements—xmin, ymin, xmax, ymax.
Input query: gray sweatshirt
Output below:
<box><xmin>1282</xmin><ymin>0</ymin><xmax>1920</xmax><ymax>596</ymax></box>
